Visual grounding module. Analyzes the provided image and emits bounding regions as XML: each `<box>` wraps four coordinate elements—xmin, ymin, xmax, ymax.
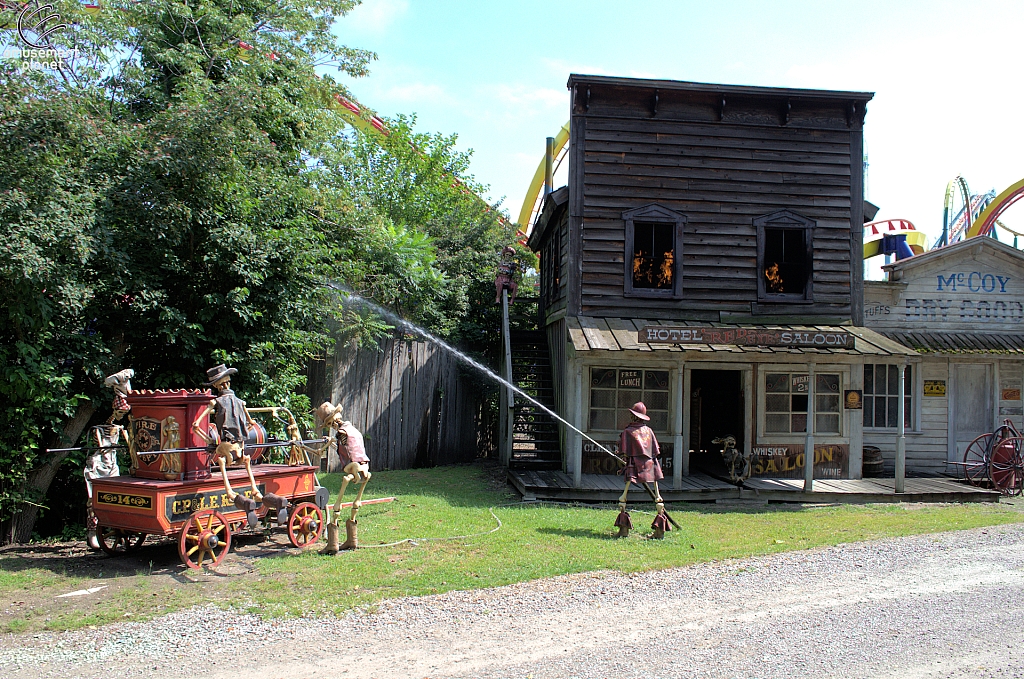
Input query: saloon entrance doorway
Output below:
<box><xmin>689</xmin><ymin>369</ymin><xmax>744</xmax><ymax>475</ymax></box>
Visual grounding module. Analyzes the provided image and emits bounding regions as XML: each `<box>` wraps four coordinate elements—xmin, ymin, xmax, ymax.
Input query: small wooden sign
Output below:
<box><xmin>1002</xmin><ymin>388</ymin><xmax>1021</xmax><ymax>401</ymax></box>
<box><xmin>639</xmin><ymin>326</ymin><xmax>851</xmax><ymax>348</ymax></box>
<box><xmin>844</xmin><ymin>390</ymin><xmax>863</xmax><ymax>410</ymax></box>
<box><xmin>924</xmin><ymin>380</ymin><xmax>946</xmax><ymax>397</ymax></box>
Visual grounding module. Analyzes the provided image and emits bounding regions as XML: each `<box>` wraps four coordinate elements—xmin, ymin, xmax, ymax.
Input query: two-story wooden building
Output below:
<box><xmin>526</xmin><ymin>75</ymin><xmax>915</xmax><ymax>490</ymax></box>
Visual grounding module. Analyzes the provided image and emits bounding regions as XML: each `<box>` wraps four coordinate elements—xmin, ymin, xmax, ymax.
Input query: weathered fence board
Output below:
<box><xmin>312</xmin><ymin>338</ymin><xmax>491</xmax><ymax>471</ymax></box>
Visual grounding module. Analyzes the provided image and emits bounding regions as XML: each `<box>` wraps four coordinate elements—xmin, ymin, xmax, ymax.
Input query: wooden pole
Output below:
<box><xmin>804</xmin><ymin>362</ymin><xmax>815</xmax><ymax>493</ymax></box>
<box><xmin>501</xmin><ymin>290</ymin><xmax>513</xmax><ymax>465</ymax></box>
<box><xmin>571</xmin><ymin>360</ymin><xmax>583</xmax><ymax>488</ymax></box>
<box><xmin>672</xmin><ymin>364</ymin><xmax>684</xmax><ymax>488</ymax></box>
<box><xmin>896</xmin><ymin>360</ymin><xmax>907</xmax><ymax>493</ymax></box>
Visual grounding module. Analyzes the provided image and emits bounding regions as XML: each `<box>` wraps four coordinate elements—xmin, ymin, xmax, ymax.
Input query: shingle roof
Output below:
<box><xmin>881</xmin><ymin>331</ymin><xmax>1024</xmax><ymax>354</ymax></box>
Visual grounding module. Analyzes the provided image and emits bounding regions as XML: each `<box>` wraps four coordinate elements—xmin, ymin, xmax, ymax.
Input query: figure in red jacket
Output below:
<box><xmin>615</xmin><ymin>402</ymin><xmax>670</xmax><ymax>538</ymax></box>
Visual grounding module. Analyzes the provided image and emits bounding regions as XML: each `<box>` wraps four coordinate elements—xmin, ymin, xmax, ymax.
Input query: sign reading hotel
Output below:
<box><xmin>639</xmin><ymin>326</ymin><xmax>851</xmax><ymax>348</ymax></box>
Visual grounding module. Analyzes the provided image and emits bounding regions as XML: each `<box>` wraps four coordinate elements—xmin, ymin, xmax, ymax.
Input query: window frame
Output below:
<box><xmin>622</xmin><ymin>204</ymin><xmax>686</xmax><ymax>299</ymax></box>
<box><xmin>862</xmin><ymin>363</ymin><xmax>915</xmax><ymax>431</ymax></box>
<box><xmin>755</xmin><ymin>209</ymin><xmax>815</xmax><ymax>303</ymax></box>
<box><xmin>757</xmin><ymin>364</ymin><xmax>850</xmax><ymax>441</ymax></box>
<box><xmin>588</xmin><ymin>367</ymin><xmax>671</xmax><ymax>434</ymax></box>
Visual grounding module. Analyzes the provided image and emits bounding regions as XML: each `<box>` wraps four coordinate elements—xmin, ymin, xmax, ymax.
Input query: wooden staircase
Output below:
<box><xmin>508</xmin><ymin>329</ymin><xmax>561</xmax><ymax>470</ymax></box>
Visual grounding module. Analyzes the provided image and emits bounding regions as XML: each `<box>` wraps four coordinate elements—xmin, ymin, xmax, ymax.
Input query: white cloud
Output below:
<box><xmin>346</xmin><ymin>0</ymin><xmax>409</xmax><ymax>33</ymax></box>
<box><xmin>380</xmin><ymin>81</ymin><xmax>448</xmax><ymax>103</ymax></box>
<box><xmin>488</xmin><ymin>84</ymin><xmax>566</xmax><ymax>110</ymax></box>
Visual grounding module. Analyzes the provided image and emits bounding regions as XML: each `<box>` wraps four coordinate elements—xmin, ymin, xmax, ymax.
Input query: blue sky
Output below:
<box><xmin>332</xmin><ymin>0</ymin><xmax>1024</xmax><ymax>270</ymax></box>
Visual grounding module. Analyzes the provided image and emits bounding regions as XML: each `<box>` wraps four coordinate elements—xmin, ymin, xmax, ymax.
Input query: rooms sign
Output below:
<box><xmin>639</xmin><ymin>326</ymin><xmax>851</xmax><ymax>348</ymax></box>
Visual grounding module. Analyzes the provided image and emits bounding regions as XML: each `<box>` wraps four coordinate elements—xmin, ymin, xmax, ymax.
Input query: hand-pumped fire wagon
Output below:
<box><xmin>75</xmin><ymin>365</ymin><xmax>373</xmax><ymax>569</ymax></box>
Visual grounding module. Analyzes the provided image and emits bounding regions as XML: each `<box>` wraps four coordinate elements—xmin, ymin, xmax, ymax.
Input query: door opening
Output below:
<box><xmin>689</xmin><ymin>370</ymin><xmax>744</xmax><ymax>475</ymax></box>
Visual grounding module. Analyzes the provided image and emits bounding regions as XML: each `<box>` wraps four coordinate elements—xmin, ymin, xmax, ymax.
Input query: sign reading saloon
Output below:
<box><xmin>639</xmin><ymin>326</ymin><xmax>851</xmax><ymax>348</ymax></box>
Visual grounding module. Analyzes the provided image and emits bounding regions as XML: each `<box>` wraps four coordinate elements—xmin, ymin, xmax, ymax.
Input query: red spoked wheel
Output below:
<box><xmin>989</xmin><ymin>437</ymin><xmax>1024</xmax><ymax>496</ymax></box>
<box><xmin>962</xmin><ymin>433</ymin><xmax>994</xmax><ymax>487</ymax></box>
<box><xmin>97</xmin><ymin>527</ymin><xmax>146</xmax><ymax>555</ymax></box>
<box><xmin>287</xmin><ymin>502</ymin><xmax>324</xmax><ymax>548</ymax></box>
<box><xmin>178</xmin><ymin>510</ymin><xmax>231</xmax><ymax>569</ymax></box>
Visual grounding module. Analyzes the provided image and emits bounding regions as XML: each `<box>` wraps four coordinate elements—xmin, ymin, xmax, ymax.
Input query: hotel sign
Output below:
<box><xmin>639</xmin><ymin>326</ymin><xmax>851</xmax><ymax>348</ymax></box>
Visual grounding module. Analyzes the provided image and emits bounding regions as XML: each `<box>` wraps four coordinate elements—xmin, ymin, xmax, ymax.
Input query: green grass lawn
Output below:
<box><xmin>2</xmin><ymin>462</ymin><xmax>1022</xmax><ymax>633</ymax></box>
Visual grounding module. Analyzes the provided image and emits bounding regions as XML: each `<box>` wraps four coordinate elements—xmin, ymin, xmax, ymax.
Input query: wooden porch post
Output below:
<box><xmin>681</xmin><ymin>367</ymin><xmax>691</xmax><ymax>477</ymax></box>
<box><xmin>501</xmin><ymin>290</ymin><xmax>514</xmax><ymax>465</ymax></box>
<box><xmin>896</xmin><ymin>359</ymin><xmax>907</xmax><ymax>493</ymax></box>
<box><xmin>672</xmin><ymin>364</ymin><xmax>684</xmax><ymax>487</ymax></box>
<box><xmin>571</xmin><ymin>359</ymin><xmax>583</xmax><ymax>488</ymax></box>
<box><xmin>804</xmin><ymin>362</ymin><xmax>815</xmax><ymax>493</ymax></box>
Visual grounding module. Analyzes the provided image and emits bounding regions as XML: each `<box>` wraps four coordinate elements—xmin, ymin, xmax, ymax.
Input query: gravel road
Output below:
<box><xmin>3</xmin><ymin>523</ymin><xmax>1024</xmax><ymax>679</ymax></box>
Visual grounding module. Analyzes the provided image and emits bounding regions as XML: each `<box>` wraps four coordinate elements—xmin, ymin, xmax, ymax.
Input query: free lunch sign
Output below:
<box><xmin>638</xmin><ymin>326</ymin><xmax>852</xmax><ymax>348</ymax></box>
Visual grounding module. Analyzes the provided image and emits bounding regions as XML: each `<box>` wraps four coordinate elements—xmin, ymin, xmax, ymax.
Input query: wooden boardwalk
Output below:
<box><xmin>508</xmin><ymin>470</ymin><xmax>1000</xmax><ymax>504</ymax></box>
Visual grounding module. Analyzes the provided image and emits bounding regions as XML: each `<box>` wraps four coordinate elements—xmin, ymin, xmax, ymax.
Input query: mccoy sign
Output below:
<box><xmin>639</xmin><ymin>326</ymin><xmax>851</xmax><ymax>348</ymax></box>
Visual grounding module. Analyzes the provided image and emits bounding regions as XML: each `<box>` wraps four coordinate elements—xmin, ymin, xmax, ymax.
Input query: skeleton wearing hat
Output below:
<box><xmin>615</xmin><ymin>401</ymin><xmax>670</xmax><ymax>538</ymax></box>
<box><xmin>191</xmin><ymin>364</ymin><xmax>265</xmax><ymax>526</ymax></box>
<box><xmin>314</xmin><ymin>401</ymin><xmax>372</xmax><ymax>553</ymax></box>
<box><xmin>494</xmin><ymin>245</ymin><xmax>519</xmax><ymax>305</ymax></box>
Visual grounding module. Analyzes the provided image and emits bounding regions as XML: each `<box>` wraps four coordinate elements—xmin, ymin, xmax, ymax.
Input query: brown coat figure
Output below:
<box><xmin>615</xmin><ymin>402</ymin><xmax>670</xmax><ymax>538</ymax></box>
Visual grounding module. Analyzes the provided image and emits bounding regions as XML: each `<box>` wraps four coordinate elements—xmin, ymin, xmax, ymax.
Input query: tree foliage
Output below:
<box><xmin>0</xmin><ymin>0</ymin><xmax>517</xmax><ymax>542</ymax></box>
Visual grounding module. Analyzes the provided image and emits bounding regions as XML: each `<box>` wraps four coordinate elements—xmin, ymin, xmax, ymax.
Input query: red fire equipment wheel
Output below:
<box><xmin>962</xmin><ymin>432</ymin><xmax>994</xmax><ymax>486</ymax></box>
<box><xmin>178</xmin><ymin>510</ymin><xmax>232</xmax><ymax>569</ymax></box>
<box><xmin>97</xmin><ymin>527</ymin><xmax>146</xmax><ymax>555</ymax></box>
<box><xmin>989</xmin><ymin>437</ymin><xmax>1024</xmax><ymax>496</ymax></box>
<box><xmin>287</xmin><ymin>502</ymin><xmax>323</xmax><ymax>548</ymax></box>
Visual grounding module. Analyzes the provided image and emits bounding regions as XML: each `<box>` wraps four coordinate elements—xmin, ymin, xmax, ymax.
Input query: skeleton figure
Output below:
<box><xmin>494</xmin><ymin>245</ymin><xmax>519</xmax><ymax>305</ymax></box>
<box><xmin>191</xmin><ymin>364</ymin><xmax>275</xmax><ymax>528</ymax></box>
<box><xmin>616</xmin><ymin>402</ymin><xmax>670</xmax><ymax>538</ymax></box>
<box><xmin>316</xmin><ymin>402</ymin><xmax>371</xmax><ymax>553</ymax></box>
<box><xmin>159</xmin><ymin>416</ymin><xmax>183</xmax><ymax>475</ymax></box>
<box><xmin>84</xmin><ymin>424</ymin><xmax>126</xmax><ymax>549</ymax></box>
<box><xmin>714</xmin><ymin>435</ymin><xmax>751</xmax><ymax>485</ymax></box>
<box><xmin>84</xmin><ymin>369</ymin><xmax>136</xmax><ymax>549</ymax></box>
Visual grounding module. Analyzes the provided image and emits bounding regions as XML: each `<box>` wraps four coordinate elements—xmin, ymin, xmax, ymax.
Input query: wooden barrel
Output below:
<box><xmin>862</xmin><ymin>445</ymin><xmax>884</xmax><ymax>477</ymax></box>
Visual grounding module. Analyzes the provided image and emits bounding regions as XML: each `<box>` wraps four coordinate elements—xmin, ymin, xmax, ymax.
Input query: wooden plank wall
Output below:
<box><xmin>573</xmin><ymin>86</ymin><xmax>858</xmax><ymax>320</ymax></box>
<box><xmin>321</xmin><ymin>338</ymin><xmax>487</xmax><ymax>471</ymax></box>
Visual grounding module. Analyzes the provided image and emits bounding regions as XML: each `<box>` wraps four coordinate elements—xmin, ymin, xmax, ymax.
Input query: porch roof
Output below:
<box><xmin>881</xmin><ymin>330</ymin><xmax>1024</xmax><ymax>354</ymax></box>
<box><xmin>566</xmin><ymin>317</ymin><xmax>917</xmax><ymax>357</ymax></box>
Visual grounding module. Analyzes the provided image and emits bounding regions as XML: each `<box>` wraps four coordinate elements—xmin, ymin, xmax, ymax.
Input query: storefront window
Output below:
<box><xmin>863</xmin><ymin>364</ymin><xmax>912</xmax><ymax>429</ymax></box>
<box><xmin>765</xmin><ymin>372</ymin><xmax>841</xmax><ymax>434</ymax></box>
<box><xmin>590</xmin><ymin>368</ymin><xmax>670</xmax><ymax>432</ymax></box>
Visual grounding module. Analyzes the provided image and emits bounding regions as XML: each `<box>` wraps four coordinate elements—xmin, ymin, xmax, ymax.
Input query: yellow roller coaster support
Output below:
<box><xmin>517</xmin><ymin>121</ymin><xmax>570</xmax><ymax>229</ymax></box>
<box><xmin>966</xmin><ymin>178</ymin><xmax>1024</xmax><ymax>239</ymax></box>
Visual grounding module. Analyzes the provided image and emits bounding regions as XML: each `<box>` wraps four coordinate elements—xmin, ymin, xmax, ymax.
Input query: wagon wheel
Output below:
<box><xmin>97</xmin><ymin>527</ymin><xmax>146</xmax><ymax>555</ymax></box>
<box><xmin>287</xmin><ymin>502</ymin><xmax>323</xmax><ymax>548</ymax></box>
<box><xmin>178</xmin><ymin>509</ymin><xmax>231</xmax><ymax>569</ymax></box>
<box><xmin>989</xmin><ymin>437</ymin><xmax>1024</xmax><ymax>496</ymax></box>
<box><xmin>962</xmin><ymin>433</ymin><xmax>994</xmax><ymax>487</ymax></box>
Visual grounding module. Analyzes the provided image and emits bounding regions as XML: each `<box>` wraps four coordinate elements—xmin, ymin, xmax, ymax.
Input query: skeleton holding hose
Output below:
<box><xmin>615</xmin><ymin>401</ymin><xmax>671</xmax><ymax>539</ymax></box>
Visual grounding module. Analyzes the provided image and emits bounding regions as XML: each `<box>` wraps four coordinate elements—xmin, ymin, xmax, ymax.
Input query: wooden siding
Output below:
<box><xmin>315</xmin><ymin>339</ymin><xmax>487</xmax><ymax>471</ymax></box>
<box><xmin>567</xmin><ymin>79</ymin><xmax>866</xmax><ymax>321</ymax></box>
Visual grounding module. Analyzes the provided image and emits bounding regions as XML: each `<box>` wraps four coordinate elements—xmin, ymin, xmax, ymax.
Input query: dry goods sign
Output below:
<box><xmin>639</xmin><ymin>326</ymin><xmax>851</xmax><ymax>348</ymax></box>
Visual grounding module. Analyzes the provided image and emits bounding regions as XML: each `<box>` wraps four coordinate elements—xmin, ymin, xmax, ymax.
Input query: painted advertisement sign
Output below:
<box><xmin>750</xmin><ymin>444</ymin><xmax>849</xmax><ymax>479</ymax></box>
<box><xmin>581</xmin><ymin>440</ymin><xmax>674</xmax><ymax>475</ymax></box>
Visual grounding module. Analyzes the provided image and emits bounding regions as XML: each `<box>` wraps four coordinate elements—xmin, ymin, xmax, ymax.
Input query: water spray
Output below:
<box><xmin>328</xmin><ymin>283</ymin><xmax>680</xmax><ymax>529</ymax></box>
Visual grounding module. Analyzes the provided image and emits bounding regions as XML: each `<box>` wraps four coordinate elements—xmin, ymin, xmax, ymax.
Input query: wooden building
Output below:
<box><xmin>864</xmin><ymin>237</ymin><xmax>1024</xmax><ymax>474</ymax></box>
<box><xmin>526</xmin><ymin>75</ymin><xmax>915</xmax><ymax>488</ymax></box>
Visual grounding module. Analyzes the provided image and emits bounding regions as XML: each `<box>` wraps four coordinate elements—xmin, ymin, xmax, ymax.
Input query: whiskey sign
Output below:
<box><xmin>639</xmin><ymin>326</ymin><xmax>851</xmax><ymax>348</ymax></box>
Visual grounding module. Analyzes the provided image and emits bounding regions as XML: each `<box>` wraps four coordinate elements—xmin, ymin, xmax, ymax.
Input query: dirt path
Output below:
<box><xmin>3</xmin><ymin>524</ymin><xmax>1023</xmax><ymax>678</ymax></box>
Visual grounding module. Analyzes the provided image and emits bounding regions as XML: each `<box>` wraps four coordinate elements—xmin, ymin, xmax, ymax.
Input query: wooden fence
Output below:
<box><xmin>306</xmin><ymin>338</ymin><xmax>494</xmax><ymax>472</ymax></box>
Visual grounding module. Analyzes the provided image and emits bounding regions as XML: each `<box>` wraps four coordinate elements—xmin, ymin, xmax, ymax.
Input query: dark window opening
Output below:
<box><xmin>763</xmin><ymin>227</ymin><xmax>807</xmax><ymax>295</ymax></box>
<box><xmin>632</xmin><ymin>222</ymin><xmax>675</xmax><ymax>290</ymax></box>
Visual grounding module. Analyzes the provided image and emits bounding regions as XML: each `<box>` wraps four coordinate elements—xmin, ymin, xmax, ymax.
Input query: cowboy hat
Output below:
<box><xmin>315</xmin><ymin>401</ymin><xmax>344</xmax><ymax>427</ymax></box>
<box><xmin>204</xmin><ymin>364</ymin><xmax>237</xmax><ymax>385</ymax></box>
<box><xmin>628</xmin><ymin>401</ymin><xmax>650</xmax><ymax>421</ymax></box>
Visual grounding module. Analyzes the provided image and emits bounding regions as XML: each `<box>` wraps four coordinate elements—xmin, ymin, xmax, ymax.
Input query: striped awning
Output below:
<box><xmin>567</xmin><ymin>317</ymin><xmax>916</xmax><ymax>356</ymax></box>
<box><xmin>881</xmin><ymin>331</ymin><xmax>1024</xmax><ymax>354</ymax></box>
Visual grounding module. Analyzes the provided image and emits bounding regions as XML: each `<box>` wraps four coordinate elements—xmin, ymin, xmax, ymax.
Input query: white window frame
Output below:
<box><xmin>862</xmin><ymin>362</ymin><xmax>917</xmax><ymax>433</ymax></box>
<box><xmin>757</xmin><ymin>364</ymin><xmax>851</xmax><ymax>442</ymax></box>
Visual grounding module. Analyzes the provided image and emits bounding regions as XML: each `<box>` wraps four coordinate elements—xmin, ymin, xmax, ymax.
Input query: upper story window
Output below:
<box><xmin>755</xmin><ymin>210</ymin><xmax>815</xmax><ymax>302</ymax></box>
<box><xmin>622</xmin><ymin>204</ymin><xmax>686</xmax><ymax>298</ymax></box>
